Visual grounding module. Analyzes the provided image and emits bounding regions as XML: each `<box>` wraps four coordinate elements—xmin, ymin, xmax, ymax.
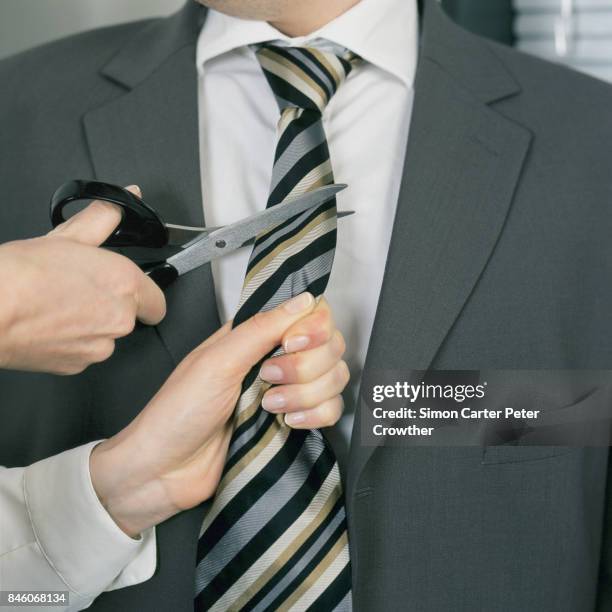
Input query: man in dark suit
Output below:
<box><xmin>1</xmin><ymin>0</ymin><xmax>612</xmax><ymax>610</ymax></box>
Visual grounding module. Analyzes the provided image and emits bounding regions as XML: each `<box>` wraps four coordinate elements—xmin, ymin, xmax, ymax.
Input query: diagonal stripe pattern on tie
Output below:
<box><xmin>194</xmin><ymin>45</ymin><xmax>360</xmax><ymax>612</ymax></box>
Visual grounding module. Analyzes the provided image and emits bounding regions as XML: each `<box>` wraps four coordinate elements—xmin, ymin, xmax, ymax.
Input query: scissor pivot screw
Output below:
<box><xmin>215</xmin><ymin>239</ymin><xmax>227</xmax><ymax>248</ymax></box>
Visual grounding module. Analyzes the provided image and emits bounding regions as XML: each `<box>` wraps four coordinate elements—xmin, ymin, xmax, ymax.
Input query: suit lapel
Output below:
<box><xmin>347</xmin><ymin>0</ymin><xmax>532</xmax><ymax>498</ymax></box>
<box><xmin>83</xmin><ymin>3</ymin><xmax>220</xmax><ymax>364</ymax></box>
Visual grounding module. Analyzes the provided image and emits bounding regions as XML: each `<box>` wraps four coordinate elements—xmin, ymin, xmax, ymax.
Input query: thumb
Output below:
<box><xmin>211</xmin><ymin>293</ymin><xmax>316</xmax><ymax>373</ymax></box>
<box><xmin>49</xmin><ymin>185</ymin><xmax>141</xmax><ymax>246</ymax></box>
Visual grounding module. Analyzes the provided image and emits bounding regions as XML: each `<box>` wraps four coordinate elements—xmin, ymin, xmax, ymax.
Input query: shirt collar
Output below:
<box><xmin>196</xmin><ymin>0</ymin><xmax>418</xmax><ymax>87</ymax></box>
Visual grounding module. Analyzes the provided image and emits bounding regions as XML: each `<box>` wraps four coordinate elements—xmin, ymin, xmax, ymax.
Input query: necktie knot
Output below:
<box><xmin>256</xmin><ymin>44</ymin><xmax>359</xmax><ymax>113</ymax></box>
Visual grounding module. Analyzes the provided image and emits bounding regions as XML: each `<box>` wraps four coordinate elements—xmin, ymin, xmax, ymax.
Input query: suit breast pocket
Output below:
<box><xmin>482</xmin><ymin>381</ymin><xmax>610</xmax><ymax>465</ymax></box>
<box><xmin>482</xmin><ymin>445</ymin><xmax>575</xmax><ymax>465</ymax></box>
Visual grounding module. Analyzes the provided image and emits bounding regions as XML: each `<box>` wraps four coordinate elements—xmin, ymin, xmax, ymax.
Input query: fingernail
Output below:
<box><xmin>333</xmin><ymin>331</ymin><xmax>345</xmax><ymax>354</ymax></box>
<box><xmin>127</xmin><ymin>184</ymin><xmax>141</xmax><ymax>196</ymax></box>
<box><xmin>284</xmin><ymin>292</ymin><xmax>313</xmax><ymax>314</ymax></box>
<box><xmin>284</xmin><ymin>335</ymin><xmax>310</xmax><ymax>353</ymax></box>
<box><xmin>285</xmin><ymin>411</ymin><xmax>306</xmax><ymax>426</ymax></box>
<box><xmin>259</xmin><ymin>364</ymin><xmax>284</xmax><ymax>383</ymax></box>
<box><xmin>262</xmin><ymin>393</ymin><xmax>286</xmax><ymax>412</ymax></box>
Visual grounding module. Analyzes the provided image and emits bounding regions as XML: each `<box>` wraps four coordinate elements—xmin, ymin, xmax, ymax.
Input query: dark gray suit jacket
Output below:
<box><xmin>1</xmin><ymin>1</ymin><xmax>612</xmax><ymax>610</ymax></box>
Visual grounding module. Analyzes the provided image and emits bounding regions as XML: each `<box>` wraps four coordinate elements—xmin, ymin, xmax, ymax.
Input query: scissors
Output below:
<box><xmin>50</xmin><ymin>180</ymin><xmax>350</xmax><ymax>289</ymax></box>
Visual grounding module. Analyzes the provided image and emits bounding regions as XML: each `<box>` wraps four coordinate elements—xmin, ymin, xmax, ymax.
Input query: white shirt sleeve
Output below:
<box><xmin>0</xmin><ymin>441</ymin><xmax>157</xmax><ymax>611</ymax></box>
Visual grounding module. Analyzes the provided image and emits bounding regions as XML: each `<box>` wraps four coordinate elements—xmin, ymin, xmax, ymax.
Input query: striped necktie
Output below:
<box><xmin>195</xmin><ymin>44</ymin><xmax>360</xmax><ymax>612</ymax></box>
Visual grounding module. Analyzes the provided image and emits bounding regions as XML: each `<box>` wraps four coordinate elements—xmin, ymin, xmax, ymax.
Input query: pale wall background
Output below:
<box><xmin>0</xmin><ymin>0</ymin><xmax>185</xmax><ymax>60</ymax></box>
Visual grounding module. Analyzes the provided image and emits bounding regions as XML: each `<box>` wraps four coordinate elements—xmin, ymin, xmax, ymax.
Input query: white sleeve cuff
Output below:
<box><xmin>23</xmin><ymin>441</ymin><xmax>157</xmax><ymax>597</ymax></box>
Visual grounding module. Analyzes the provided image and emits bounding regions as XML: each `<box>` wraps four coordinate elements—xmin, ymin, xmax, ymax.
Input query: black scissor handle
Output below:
<box><xmin>139</xmin><ymin>261</ymin><xmax>179</xmax><ymax>290</ymax></box>
<box><xmin>50</xmin><ymin>180</ymin><xmax>169</xmax><ymax>248</ymax></box>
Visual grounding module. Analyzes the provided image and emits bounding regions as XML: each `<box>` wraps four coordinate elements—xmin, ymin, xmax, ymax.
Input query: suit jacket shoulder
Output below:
<box><xmin>484</xmin><ymin>36</ymin><xmax>612</xmax><ymax>143</ymax></box>
<box><xmin>477</xmin><ymin>37</ymin><xmax>612</xmax><ymax>223</ymax></box>
<box><xmin>0</xmin><ymin>19</ymin><xmax>156</xmax><ymax>114</ymax></box>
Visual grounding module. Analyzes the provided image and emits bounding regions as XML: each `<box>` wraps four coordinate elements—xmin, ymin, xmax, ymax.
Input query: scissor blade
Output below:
<box><xmin>236</xmin><ymin>210</ymin><xmax>355</xmax><ymax>248</ymax></box>
<box><xmin>213</xmin><ymin>184</ymin><xmax>347</xmax><ymax>250</ymax></box>
<box><xmin>165</xmin><ymin>209</ymin><xmax>355</xmax><ymax>247</ymax></box>
<box><xmin>167</xmin><ymin>184</ymin><xmax>347</xmax><ymax>276</ymax></box>
<box><xmin>165</xmin><ymin>223</ymin><xmax>207</xmax><ymax>246</ymax></box>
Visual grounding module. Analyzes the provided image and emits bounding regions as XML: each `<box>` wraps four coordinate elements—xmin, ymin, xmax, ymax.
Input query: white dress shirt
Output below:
<box><xmin>197</xmin><ymin>0</ymin><xmax>418</xmax><ymax>461</ymax></box>
<box><xmin>0</xmin><ymin>443</ymin><xmax>156</xmax><ymax>611</ymax></box>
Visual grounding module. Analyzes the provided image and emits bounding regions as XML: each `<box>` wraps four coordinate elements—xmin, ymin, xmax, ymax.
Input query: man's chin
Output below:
<box><xmin>194</xmin><ymin>0</ymin><xmax>286</xmax><ymax>22</ymax></box>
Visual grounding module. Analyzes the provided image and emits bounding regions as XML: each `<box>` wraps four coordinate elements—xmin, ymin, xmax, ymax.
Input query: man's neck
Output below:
<box><xmin>270</xmin><ymin>0</ymin><xmax>361</xmax><ymax>37</ymax></box>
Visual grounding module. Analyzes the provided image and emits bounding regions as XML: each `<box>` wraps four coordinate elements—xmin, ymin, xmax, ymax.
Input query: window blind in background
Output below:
<box><xmin>515</xmin><ymin>0</ymin><xmax>612</xmax><ymax>82</ymax></box>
